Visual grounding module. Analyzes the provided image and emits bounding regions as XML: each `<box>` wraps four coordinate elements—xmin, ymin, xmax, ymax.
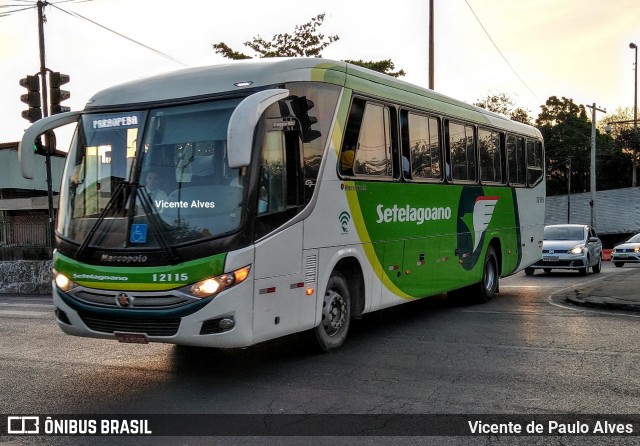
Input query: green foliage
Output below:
<box><xmin>344</xmin><ymin>59</ymin><xmax>406</xmax><ymax>78</ymax></box>
<box><xmin>535</xmin><ymin>96</ymin><xmax>632</xmax><ymax>196</ymax></box>
<box><xmin>212</xmin><ymin>13</ymin><xmax>405</xmax><ymax>77</ymax></box>
<box><xmin>474</xmin><ymin>92</ymin><xmax>532</xmax><ymax>125</ymax></box>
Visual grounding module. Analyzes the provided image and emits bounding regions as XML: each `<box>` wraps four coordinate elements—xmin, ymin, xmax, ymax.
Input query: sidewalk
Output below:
<box><xmin>562</xmin><ymin>267</ymin><xmax>640</xmax><ymax>312</ymax></box>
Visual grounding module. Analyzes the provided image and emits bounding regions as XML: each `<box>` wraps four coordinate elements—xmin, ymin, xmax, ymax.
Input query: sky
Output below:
<box><xmin>1</xmin><ymin>0</ymin><xmax>639</xmax><ymax>146</ymax></box>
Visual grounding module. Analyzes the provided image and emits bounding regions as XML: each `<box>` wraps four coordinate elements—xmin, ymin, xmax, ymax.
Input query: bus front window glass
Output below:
<box><xmin>57</xmin><ymin>111</ymin><xmax>146</xmax><ymax>244</ymax></box>
<box><xmin>142</xmin><ymin>99</ymin><xmax>244</xmax><ymax>244</ymax></box>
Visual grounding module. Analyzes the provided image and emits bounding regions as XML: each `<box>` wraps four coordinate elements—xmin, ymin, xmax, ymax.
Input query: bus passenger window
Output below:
<box><xmin>407</xmin><ymin>113</ymin><xmax>441</xmax><ymax>181</ymax></box>
<box><xmin>448</xmin><ymin>122</ymin><xmax>476</xmax><ymax>182</ymax></box>
<box><xmin>527</xmin><ymin>139</ymin><xmax>543</xmax><ymax>186</ymax></box>
<box><xmin>339</xmin><ymin>99</ymin><xmax>365</xmax><ymax>176</ymax></box>
<box><xmin>507</xmin><ymin>135</ymin><xmax>526</xmax><ymax>185</ymax></box>
<box><xmin>479</xmin><ymin>129</ymin><xmax>503</xmax><ymax>183</ymax></box>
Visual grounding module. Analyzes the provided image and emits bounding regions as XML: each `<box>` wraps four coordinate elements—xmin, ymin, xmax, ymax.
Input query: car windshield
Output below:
<box><xmin>544</xmin><ymin>226</ymin><xmax>584</xmax><ymax>241</ymax></box>
<box><xmin>626</xmin><ymin>233</ymin><xmax>640</xmax><ymax>243</ymax></box>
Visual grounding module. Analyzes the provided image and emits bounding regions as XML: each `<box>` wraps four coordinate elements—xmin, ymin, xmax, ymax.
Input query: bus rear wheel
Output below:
<box><xmin>314</xmin><ymin>272</ymin><xmax>351</xmax><ymax>352</ymax></box>
<box><xmin>477</xmin><ymin>246</ymin><xmax>499</xmax><ymax>303</ymax></box>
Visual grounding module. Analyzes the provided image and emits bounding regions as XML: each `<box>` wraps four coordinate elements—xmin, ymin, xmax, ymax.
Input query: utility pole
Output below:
<box><xmin>428</xmin><ymin>0</ymin><xmax>434</xmax><ymax>90</ymax></box>
<box><xmin>586</xmin><ymin>103</ymin><xmax>606</xmax><ymax>229</ymax></box>
<box><xmin>631</xmin><ymin>42</ymin><xmax>638</xmax><ymax>187</ymax></box>
<box><xmin>37</xmin><ymin>0</ymin><xmax>56</xmax><ymax>251</ymax></box>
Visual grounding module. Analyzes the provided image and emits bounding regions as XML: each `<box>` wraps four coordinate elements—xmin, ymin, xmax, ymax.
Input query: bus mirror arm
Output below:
<box><xmin>19</xmin><ymin>111</ymin><xmax>81</xmax><ymax>179</ymax></box>
<box><xmin>227</xmin><ymin>88</ymin><xmax>290</xmax><ymax>168</ymax></box>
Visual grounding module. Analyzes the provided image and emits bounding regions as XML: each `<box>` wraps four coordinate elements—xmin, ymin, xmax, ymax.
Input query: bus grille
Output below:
<box><xmin>70</xmin><ymin>289</ymin><xmax>194</xmax><ymax>310</ymax></box>
<box><xmin>78</xmin><ymin>311</ymin><xmax>180</xmax><ymax>337</ymax></box>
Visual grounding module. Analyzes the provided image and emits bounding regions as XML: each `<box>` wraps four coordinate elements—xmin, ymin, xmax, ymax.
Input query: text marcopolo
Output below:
<box><xmin>375</xmin><ymin>204</ymin><xmax>452</xmax><ymax>225</ymax></box>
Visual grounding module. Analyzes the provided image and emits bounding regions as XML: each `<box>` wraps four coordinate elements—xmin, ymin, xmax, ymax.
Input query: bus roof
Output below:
<box><xmin>86</xmin><ymin>58</ymin><xmax>540</xmax><ymax>138</ymax></box>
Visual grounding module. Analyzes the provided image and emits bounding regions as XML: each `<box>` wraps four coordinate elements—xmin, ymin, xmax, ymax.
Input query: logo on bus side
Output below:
<box><xmin>457</xmin><ymin>187</ymin><xmax>500</xmax><ymax>270</ymax></box>
<box><xmin>339</xmin><ymin>211</ymin><xmax>351</xmax><ymax>233</ymax></box>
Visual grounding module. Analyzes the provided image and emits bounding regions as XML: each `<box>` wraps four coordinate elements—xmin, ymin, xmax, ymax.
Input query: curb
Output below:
<box><xmin>563</xmin><ymin>268</ymin><xmax>640</xmax><ymax>312</ymax></box>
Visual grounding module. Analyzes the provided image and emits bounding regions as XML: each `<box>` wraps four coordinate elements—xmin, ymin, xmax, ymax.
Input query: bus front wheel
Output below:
<box><xmin>314</xmin><ymin>272</ymin><xmax>351</xmax><ymax>352</ymax></box>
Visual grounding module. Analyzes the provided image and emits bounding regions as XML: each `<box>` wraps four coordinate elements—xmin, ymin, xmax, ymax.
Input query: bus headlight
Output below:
<box><xmin>187</xmin><ymin>265</ymin><xmax>251</xmax><ymax>299</ymax></box>
<box><xmin>53</xmin><ymin>270</ymin><xmax>77</xmax><ymax>292</ymax></box>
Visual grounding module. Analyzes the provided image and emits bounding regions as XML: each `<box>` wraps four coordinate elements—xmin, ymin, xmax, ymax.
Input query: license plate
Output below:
<box><xmin>115</xmin><ymin>332</ymin><xmax>149</xmax><ymax>344</ymax></box>
<box><xmin>618</xmin><ymin>254</ymin><xmax>628</xmax><ymax>259</ymax></box>
<box><xmin>543</xmin><ymin>256</ymin><xmax>559</xmax><ymax>262</ymax></box>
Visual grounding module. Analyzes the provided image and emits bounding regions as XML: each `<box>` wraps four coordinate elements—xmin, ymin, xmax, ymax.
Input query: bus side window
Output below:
<box><xmin>479</xmin><ymin>128</ymin><xmax>503</xmax><ymax>183</ymax></box>
<box><xmin>339</xmin><ymin>99</ymin><xmax>365</xmax><ymax>176</ymax></box>
<box><xmin>507</xmin><ymin>134</ymin><xmax>526</xmax><ymax>186</ymax></box>
<box><xmin>527</xmin><ymin>139</ymin><xmax>543</xmax><ymax>186</ymax></box>
<box><xmin>448</xmin><ymin>121</ymin><xmax>476</xmax><ymax>182</ymax></box>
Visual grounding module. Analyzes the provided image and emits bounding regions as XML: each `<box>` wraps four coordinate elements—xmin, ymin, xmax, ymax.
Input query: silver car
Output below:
<box><xmin>525</xmin><ymin>224</ymin><xmax>602</xmax><ymax>276</ymax></box>
<box><xmin>611</xmin><ymin>233</ymin><xmax>640</xmax><ymax>267</ymax></box>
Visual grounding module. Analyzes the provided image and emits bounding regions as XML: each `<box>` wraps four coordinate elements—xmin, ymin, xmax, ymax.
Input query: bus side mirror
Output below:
<box><xmin>19</xmin><ymin>110</ymin><xmax>80</xmax><ymax>178</ymax></box>
<box><xmin>227</xmin><ymin>89</ymin><xmax>289</xmax><ymax>169</ymax></box>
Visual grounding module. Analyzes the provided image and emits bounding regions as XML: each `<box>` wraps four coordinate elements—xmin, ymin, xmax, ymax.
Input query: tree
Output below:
<box><xmin>535</xmin><ymin>96</ymin><xmax>626</xmax><ymax>196</ymax></box>
<box><xmin>535</xmin><ymin>96</ymin><xmax>591</xmax><ymax>196</ymax></box>
<box><xmin>212</xmin><ymin>14</ymin><xmax>405</xmax><ymax>77</ymax></box>
<box><xmin>474</xmin><ymin>92</ymin><xmax>532</xmax><ymax>125</ymax></box>
<box><xmin>343</xmin><ymin>59</ymin><xmax>406</xmax><ymax>78</ymax></box>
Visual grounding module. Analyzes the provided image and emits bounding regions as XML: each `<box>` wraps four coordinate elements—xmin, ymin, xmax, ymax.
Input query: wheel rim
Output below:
<box><xmin>484</xmin><ymin>258</ymin><xmax>496</xmax><ymax>292</ymax></box>
<box><xmin>322</xmin><ymin>289</ymin><xmax>347</xmax><ymax>337</ymax></box>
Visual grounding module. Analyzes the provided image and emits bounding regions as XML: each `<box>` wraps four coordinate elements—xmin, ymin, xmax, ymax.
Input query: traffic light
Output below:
<box><xmin>289</xmin><ymin>96</ymin><xmax>321</xmax><ymax>142</ymax></box>
<box><xmin>49</xmin><ymin>72</ymin><xmax>70</xmax><ymax>115</ymax></box>
<box><xmin>33</xmin><ymin>135</ymin><xmax>47</xmax><ymax>156</ymax></box>
<box><xmin>19</xmin><ymin>74</ymin><xmax>42</xmax><ymax>123</ymax></box>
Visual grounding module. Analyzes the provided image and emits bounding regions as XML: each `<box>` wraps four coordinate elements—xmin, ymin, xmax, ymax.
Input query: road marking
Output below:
<box><xmin>0</xmin><ymin>309</ymin><xmax>51</xmax><ymax>318</ymax></box>
<box><xmin>546</xmin><ymin>269</ymin><xmax>640</xmax><ymax>319</ymax></box>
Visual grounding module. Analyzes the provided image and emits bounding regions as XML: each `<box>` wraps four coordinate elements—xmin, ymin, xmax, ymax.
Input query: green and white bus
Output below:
<box><xmin>20</xmin><ymin>58</ymin><xmax>544</xmax><ymax>351</ymax></box>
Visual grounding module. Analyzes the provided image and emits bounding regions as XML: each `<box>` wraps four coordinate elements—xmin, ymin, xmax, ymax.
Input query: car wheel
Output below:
<box><xmin>313</xmin><ymin>271</ymin><xmax>351</xmax><ymax>352</ymax></box>
<box><xmin>544</xmin><ymin>268</ymin><xmax>552</xmax><ymax>274</ymax></box>
<box><xmin>524</xmin><ymin>267</ymin><xmax>535</xmax><ymax>276</ymax></box>
<box><xmin>592</xmin><ymin>255</ymin><xmax>602</xmax><ymax>273</ymax></box>
<box><xmin>614</xmin><ymin>262</ymin><xmax>625</xmax><ymax>268</ymax></box>
<box><xmin>578</xmin><ymin>258</ymin><xmax>589</xmax><ymax>276</ymax></box>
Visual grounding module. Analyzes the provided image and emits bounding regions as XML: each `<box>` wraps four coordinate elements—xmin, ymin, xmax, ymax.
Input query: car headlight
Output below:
<box><xmin>569</xmin><ymin>245</ymin><xmax>585</xmax><ymax>255</ymax></box>
<box><xmin>635</xmin><ymin>247</ymin><xmax>640</xmax><ymax>253</ymax></box>
<box><xmin>183</xmin><ymin>265</ymin><xmax>251</xmax><ymax>299</ymax></box>
<box><xmin>52</xmin><ymin>269</ymin><xmax>78</xmax><ymax>292</ymax></box>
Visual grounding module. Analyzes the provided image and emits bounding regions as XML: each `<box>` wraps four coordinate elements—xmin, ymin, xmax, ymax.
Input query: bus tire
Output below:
<box><xmin>477</xmin><ymin>246</ymin><xmax>499</xmax><ymax>303</ymax></box>
<box><xmin>314</xmin><ymin>271</ymin><xmax>351</xmax><ymax>352</ymax></box>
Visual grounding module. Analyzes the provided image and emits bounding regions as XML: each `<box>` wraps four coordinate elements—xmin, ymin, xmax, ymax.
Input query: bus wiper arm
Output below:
<box><xmin>137</xmin><ymin>186</ymin><xmax>181</xmax><ymax>263</ymax></box>
<box><xmin>76</xmin><ymin>179</ymin><xmax>128</xmax><ymax>260</ymax></box>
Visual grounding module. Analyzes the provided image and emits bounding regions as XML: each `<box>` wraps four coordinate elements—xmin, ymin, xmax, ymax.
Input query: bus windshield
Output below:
<box><xmin>57</xmin><ymin>98</ymin><xmax>244</xmax><ymax>249</ymax></box>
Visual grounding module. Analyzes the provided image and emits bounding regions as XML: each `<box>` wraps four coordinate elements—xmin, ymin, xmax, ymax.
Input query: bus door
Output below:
<box><xmin>252</xmin><ymin>125</ymin><xmax>315</xmax><ymax>340</ymax></box>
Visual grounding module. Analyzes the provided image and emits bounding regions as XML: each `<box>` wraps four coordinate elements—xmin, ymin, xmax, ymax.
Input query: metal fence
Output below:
<box><xmin>0</xmin><ymin>215</ymin><xmax>52</xmax><ymax>260</ymax></box>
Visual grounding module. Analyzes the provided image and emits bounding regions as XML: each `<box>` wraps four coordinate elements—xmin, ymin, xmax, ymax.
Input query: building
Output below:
<box><xmin>0</xmin><ymin>141</ymin><xmax>65</xmax><ymax>258</ymax></box>
<box><xmin>545</xmin><ymin>187</ymin><xmax>640</xmax><ymax>247</ymax></box>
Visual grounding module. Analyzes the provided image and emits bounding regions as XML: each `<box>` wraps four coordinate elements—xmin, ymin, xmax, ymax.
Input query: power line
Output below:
<box><xmin>15</xmin><ymin>1</ymin><xmax>188</xmax><ymax>66</ymax></box>
<box><xmin>463</xmin><ymin>0</ymin><xmax>538</xmax><ymax>100</ymax></box>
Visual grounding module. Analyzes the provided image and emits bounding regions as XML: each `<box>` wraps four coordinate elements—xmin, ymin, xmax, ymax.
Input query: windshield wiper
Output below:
<box><xmin>137</xmin><ymin>185</ymin><xmax>181</xmax><ymax>263</ymax></box>
<box><xmin>76</xmin><ymin>179</ymin><xmax>128</xmax><ymax>260</ymax></box>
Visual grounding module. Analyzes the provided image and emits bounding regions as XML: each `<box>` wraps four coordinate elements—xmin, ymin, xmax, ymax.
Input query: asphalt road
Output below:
<box><xmin>1</xmin><ymin>262</ymin><xmax>639</xmax><ymax>446</ymax></box>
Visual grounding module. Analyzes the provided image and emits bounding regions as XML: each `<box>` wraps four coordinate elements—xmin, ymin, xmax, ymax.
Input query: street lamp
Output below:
<box><xmin>631</xmin><ymin>42</ymin><xmax>638</xmax><ymax>187</ymax></box>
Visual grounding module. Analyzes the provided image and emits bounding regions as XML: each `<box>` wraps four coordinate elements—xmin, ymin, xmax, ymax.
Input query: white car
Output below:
<box><xmin>611</xmin><ymin>233</ymin><xmax>640</xmax><ymax>267</ymax></box>
<box><xmin>525</xmin><ymin>224</ymin><xmax>602</xmax><ymax>276</ymax></box>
